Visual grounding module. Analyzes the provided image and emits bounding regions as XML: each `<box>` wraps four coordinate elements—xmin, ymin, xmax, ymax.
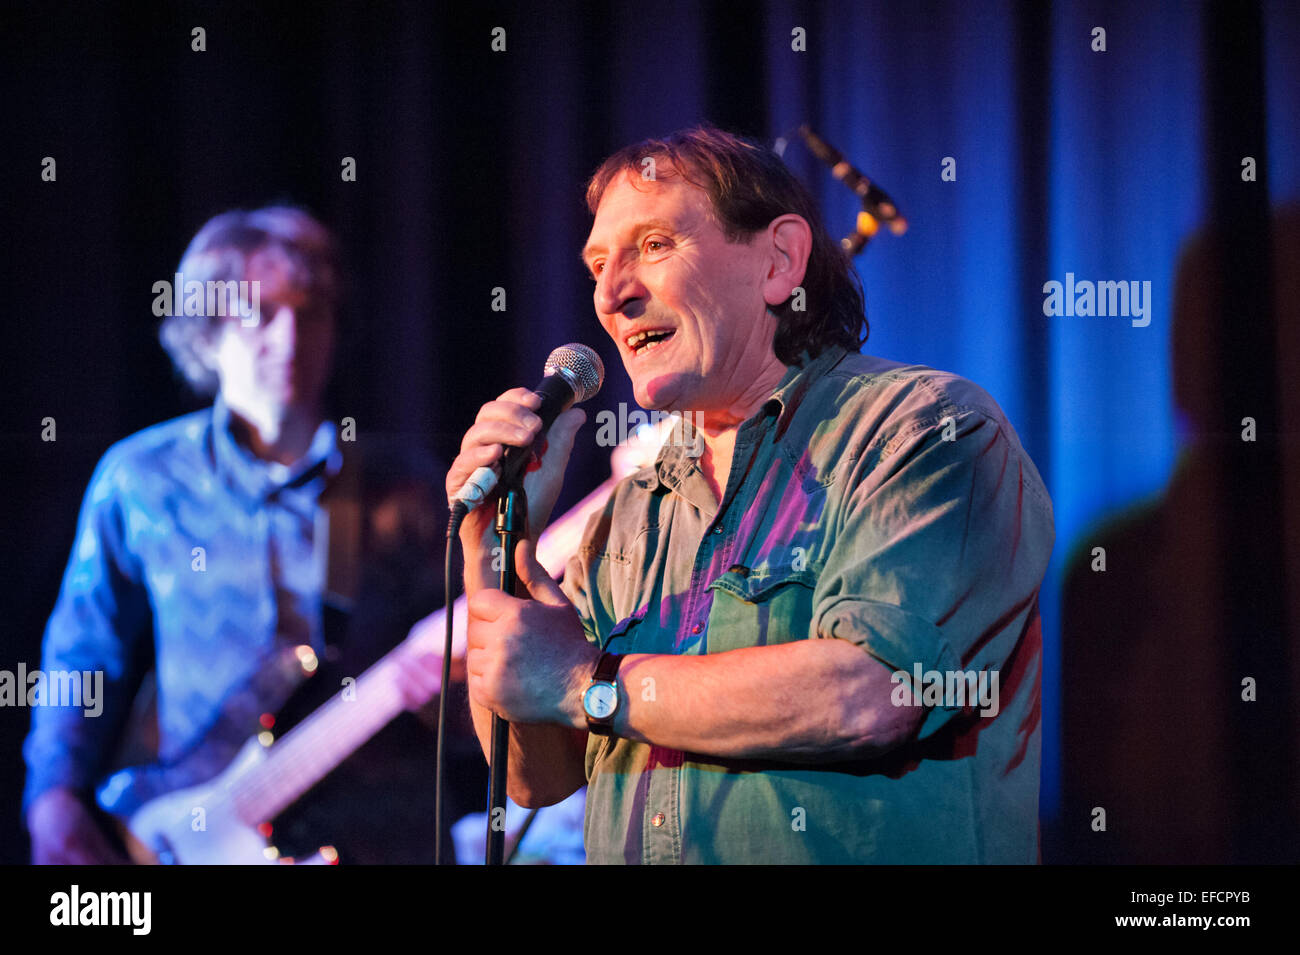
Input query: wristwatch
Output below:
<box><xmin>582</xmin><ymin>652</ymin><xmax>623</xmax><ymax>736</ymax></box>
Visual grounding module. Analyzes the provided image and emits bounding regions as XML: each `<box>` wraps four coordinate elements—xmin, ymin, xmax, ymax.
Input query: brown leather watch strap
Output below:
<box><xmin>592</xmin><ymin>651</ymin><xmax>622</xmax><ymax>684</ymax></box>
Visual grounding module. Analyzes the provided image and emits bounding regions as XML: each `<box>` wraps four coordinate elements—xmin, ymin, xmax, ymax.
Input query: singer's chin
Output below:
<box><xmin>639</xmin><ymin>372</ymin><xmax>695</xmax><ymax>413</ymax></box>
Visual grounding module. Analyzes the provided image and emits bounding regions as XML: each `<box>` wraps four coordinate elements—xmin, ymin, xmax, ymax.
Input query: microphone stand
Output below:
<box><xmin>485</xmin><ymin>486</ymin><xmax>526</xmax><ymax>865</ymax></box>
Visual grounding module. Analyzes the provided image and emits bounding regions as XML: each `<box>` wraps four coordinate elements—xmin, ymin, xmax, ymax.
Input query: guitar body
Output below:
<box><xmin>96</xmin><ymin>726</ymin><xmax>248</xmax><ymax>824</ymax></box>
<box><xmin>95</xmin><ymin>633</ymin><xmax>445</xmax><ymax>865</ymax></box>
<box><xmin>119</xmin><ymin>738</ymin><xmax>327</xmax><ymax>865</ymax></box>
<box><xmin>96</xmin><ymin>640</ymin><xmax>338</xmax><ymax>864</ymax></box>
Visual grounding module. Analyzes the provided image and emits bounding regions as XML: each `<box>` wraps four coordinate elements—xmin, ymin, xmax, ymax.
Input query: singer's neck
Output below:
<box><xmin>692</xmin><ymin>355</ymin><xmax>786</xmax><ymax>505</ymax></box>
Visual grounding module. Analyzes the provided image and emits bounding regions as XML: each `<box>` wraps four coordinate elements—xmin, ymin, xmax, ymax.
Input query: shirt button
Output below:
<box><xmin>651</xmin><ymin>812</ymin><xmax>666</xmax><ymax>828</ymax></box>
<box><xmin>713</xmin><ymin>526</ymin><xmax>723</xmax><ymax>535</ymax></box>
<box><xmin>691</xmin><ymin>624</ymin><xmax>702</xmax><ymax>634</ymax></box>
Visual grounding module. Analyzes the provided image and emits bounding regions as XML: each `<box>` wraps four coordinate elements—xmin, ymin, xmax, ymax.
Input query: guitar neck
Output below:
<box><xmin>228</xmin><ymin>475</ymin><xmax>621</xmax><ymax>826</ymax></box>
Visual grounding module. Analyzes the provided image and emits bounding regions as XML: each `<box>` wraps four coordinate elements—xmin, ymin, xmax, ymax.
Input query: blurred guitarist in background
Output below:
<box><xmin>22</xmin><ymin>205</ymin><xmax>474</xmax><ymax>863</ymax></box>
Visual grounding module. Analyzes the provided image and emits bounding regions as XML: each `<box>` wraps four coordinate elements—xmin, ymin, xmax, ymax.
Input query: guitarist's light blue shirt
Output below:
<box><xmin>21</xmin><ymin>396</ymin><xmax>340</xmax><ymax>817</ymax></box>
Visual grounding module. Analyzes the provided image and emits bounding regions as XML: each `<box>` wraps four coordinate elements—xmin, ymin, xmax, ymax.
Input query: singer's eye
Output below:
<box><xmin>644</xmin><ymin>239</ymin><xmax>667</xmax><ymax>255</ymax></box>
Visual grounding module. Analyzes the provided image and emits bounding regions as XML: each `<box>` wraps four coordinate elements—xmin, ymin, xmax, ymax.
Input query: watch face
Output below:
<box><xmin>584</xmin><ymin>682</ymin><xmax>618</xmax><ymax>720</ymax></box>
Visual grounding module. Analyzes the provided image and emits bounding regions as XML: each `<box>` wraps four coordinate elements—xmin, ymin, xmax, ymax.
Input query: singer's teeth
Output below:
<box><xmin>625</xmin><ymin>329</ymin><xmax>674</xmax><ymax>353</ymax></box>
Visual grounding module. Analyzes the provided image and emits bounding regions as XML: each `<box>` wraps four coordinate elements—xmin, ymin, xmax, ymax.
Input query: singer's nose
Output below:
<box><xmin>593</xmin><ymin>253</ymin><xmax>647</xmax><ymax>318</ymax></box>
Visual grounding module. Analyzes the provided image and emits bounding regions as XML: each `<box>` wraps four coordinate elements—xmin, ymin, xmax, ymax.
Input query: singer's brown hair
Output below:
<box><xmin>585</xmin><ymin>124</ymin><xmax>867</xmax><ymax>365</ymax></box>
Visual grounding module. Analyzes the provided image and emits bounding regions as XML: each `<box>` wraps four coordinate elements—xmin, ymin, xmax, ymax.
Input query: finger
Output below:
<box><xmin>461</xmin><ymin>416</ymin><xmax>541</xmax><ymax>456</ymax></box>
<box><xmin>395</xmin><ymin>670</ymin><xmax>438</xmax><ymax>709</ymax></box>
<box><xmin>446</xmin><ymin>442</ymin><xmax>503</xmax><ymax>494</ymax></box>
<box><xmin>401</xmin><ymin>651</ymin><xmax>443</xmax><ymax>686</ymax></box>
<box><xmin>551</xmin><ymin>407</ymin><xmax>587</xmax><ymax>446</ymax></box>
<box><xmin>515</xmin><ymin>539</ymin><xmax>570</xmax><ymax>607</ymax></box>
<box><xmin>466</xmin><ymin>647</ymin><xmax>489</xmax><ymax>682</ymax></box>
<box><xmin>465</xmin><ymin>614</ymin><xmax>486</xmax><ymax>652</ymax></box>
<box><xmin>474</xmin><ymin>399</ymin><xmax>544</xmax><ymax>434</ymax></box>
<box><xmin>496</xmin><ymin>387</ymin><xmax>543</xmax><ymax>409</ymax></box>
<box><xmin>467</xmin><ymin>588</ymin><xmax>516</xmax><ymax>624</ymax></box>
<box><xmin>538</xmin><ymin>408</ymin><xmax>585</xmax><ymax>467</ymax></box>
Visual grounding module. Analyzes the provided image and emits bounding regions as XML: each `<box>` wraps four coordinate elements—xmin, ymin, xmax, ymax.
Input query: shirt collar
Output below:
<box><xmin>212</xmin><ymin>394</ymin><xmax>342</xmax><ymax>504</ymax></box>
<box><xmin>764</xmin><ymin>344</ymin><xmax>848</xmax><ymax>433</ymax></box>
<box><xmin>642</xmin><ymin>345</ymin><xmax>850</xmax><ymax>493</ymax></box>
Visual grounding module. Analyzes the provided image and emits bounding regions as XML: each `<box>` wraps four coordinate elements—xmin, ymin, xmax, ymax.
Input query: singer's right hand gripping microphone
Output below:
<box><xmin>452</xmin><ymin>343</ymin><xmax>605</xmax><ymax>513</ymax></box>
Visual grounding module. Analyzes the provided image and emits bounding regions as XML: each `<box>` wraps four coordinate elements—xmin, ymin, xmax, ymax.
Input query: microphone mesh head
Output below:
<box><xmin>544</xmin><ymin>343</ymin><xmax>604</xmax><ymax>403</ymax></box>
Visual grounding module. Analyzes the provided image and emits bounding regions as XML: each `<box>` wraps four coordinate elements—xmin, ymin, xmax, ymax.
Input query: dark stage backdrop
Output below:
<box><xmin>2</xmin><ymin>0</ymin><xmax>1297</xmax><ymax>863</ymax></box>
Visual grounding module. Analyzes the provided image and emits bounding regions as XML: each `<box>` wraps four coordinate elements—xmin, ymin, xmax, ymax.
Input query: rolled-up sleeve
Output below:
<box><xmin>812</xmin><ymin>410</ymin><xmax>1055</xmax><ymax>740</ymax></box>
<box><xmin>22</xmin><ymin>452</ymin><xmax>152</xmax><ymax>816</ymax></box>
<box><xmin>560</xmin><ymin>501</ymin><xmax>617</xmax><ymax>649</ymax></box>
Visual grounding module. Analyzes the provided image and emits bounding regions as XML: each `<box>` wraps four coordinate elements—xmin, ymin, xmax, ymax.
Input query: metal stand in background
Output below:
<box><xmin>775</xmin><ymin>125</ymin><xmax>908</xmax><ymax>257</ymax></box>
<box><xmin>485</xmin><ymin>486</ymin><xmax>527</xmax><ymax>865</ymax></box>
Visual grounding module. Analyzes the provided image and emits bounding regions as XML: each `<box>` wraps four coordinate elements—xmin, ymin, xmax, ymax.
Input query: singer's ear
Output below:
<box><xmin>762</xmin><ymin>214</ymin><xmax>812</xmax><ymax>308</ymax></box>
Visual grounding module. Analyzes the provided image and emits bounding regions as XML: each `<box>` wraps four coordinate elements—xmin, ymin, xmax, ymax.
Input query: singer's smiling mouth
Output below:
<box><xmin>625</xmin><ymin>328</ymin><xmax>676</xmax><ymax>357</ymax></box>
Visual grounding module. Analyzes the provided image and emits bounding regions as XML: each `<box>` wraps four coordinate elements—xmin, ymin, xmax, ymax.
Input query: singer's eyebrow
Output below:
<box><xmin>581</xmin><ymin>219</ymin><xmax>676</xmax><ymax>270</ymax></box>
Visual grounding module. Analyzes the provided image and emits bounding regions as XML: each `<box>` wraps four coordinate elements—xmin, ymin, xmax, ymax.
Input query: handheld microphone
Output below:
<box><xmin>452</xmin><ymin>343</ymin><xmax>605</xmax><ymax>513</ymax></box>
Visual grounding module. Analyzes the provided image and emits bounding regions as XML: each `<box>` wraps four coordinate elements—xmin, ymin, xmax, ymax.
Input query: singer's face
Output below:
<box><xmin>583</xmin><ymin>168</ymin><xmax>783</xmax><ymax>413</ymax></box>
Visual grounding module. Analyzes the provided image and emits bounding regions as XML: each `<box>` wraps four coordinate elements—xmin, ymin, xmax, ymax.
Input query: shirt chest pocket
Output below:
<box><xmin>704</xmin><ymin>564</ymin><xmax>819</xmax><ymax>654</ymax></box>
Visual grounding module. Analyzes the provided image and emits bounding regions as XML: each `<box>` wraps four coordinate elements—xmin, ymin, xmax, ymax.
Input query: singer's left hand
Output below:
<box><xmin>466</xmin><ymin>539</ymin><xmax>599</xmax><ymax>727</ymax></box>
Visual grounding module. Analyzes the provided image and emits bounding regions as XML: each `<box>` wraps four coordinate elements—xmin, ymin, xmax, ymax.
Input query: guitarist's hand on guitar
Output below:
<box><xmin>28</xmin><ymin>787</ymin><xmax>131</xmax><ymax>865</ymax></box>
<box><xmin>393</xmin><ymin>648</ymin><xmax>448</xmax><ymax>710</ymax></box>
<box><xmin>446</xmin><ymin>387</ymin><xmax>587</xmax><ymax>593</ymax></box>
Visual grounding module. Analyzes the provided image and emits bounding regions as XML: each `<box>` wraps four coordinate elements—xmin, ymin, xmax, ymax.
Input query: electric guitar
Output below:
<box><xmin>97</xmin><ymin>422</ymin><xmax>669</xmax><ymax>864</ymax></box>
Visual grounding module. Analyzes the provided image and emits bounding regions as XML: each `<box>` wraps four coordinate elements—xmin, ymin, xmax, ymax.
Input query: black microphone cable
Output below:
<box><xmin>434</xmin><ymin>500</ymin><xmax>469</xmax><ymax>865</ymax></box>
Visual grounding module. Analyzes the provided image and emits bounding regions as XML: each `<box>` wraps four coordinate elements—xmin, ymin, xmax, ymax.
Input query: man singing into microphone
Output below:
<box><xmin>448</xmin><ymin>125</ymin><xmax>1055</xmax><ymax>864</ymax></box>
